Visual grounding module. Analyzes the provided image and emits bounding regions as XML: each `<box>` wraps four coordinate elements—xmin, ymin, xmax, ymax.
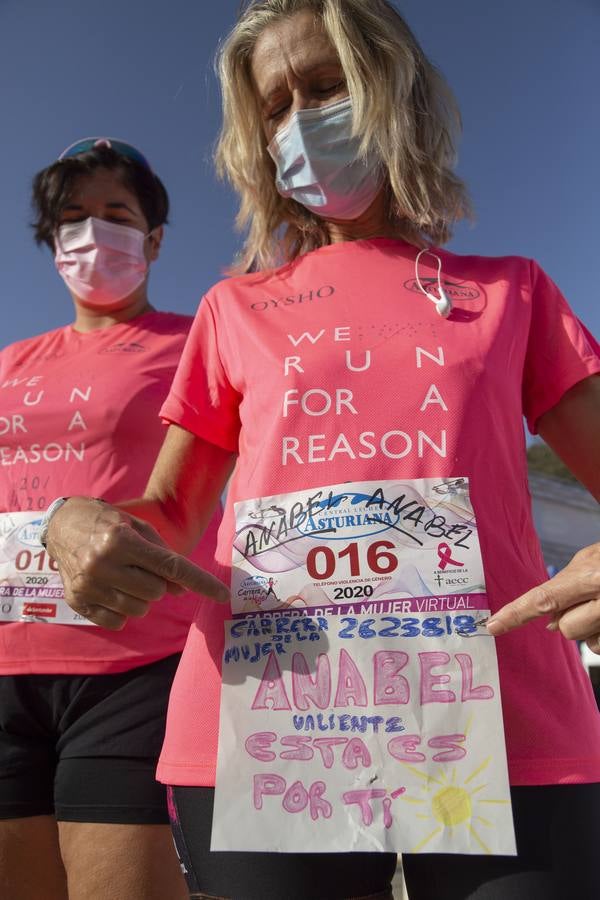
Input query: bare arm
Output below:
<box><xmin>47</xmin><ymin>425</ymin><xmax>236</xmax><ymax>630</ymax></box>
<box><xmin>121</xmin><ymin>424</ymin><xmax>235</xmax><ymax>553</ymax></box>
<box><xmin>537</xmin><ymin>375</ymin><xmax>600</xmax><ymax>499</ymax></box>
<box><xmin>487</xmin><ymin>375</ymin><xmax>600</xmax><ymax>651</ymax></box>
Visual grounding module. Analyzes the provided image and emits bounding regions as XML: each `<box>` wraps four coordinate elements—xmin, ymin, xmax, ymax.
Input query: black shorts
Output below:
<box><xmin>0</xmin><ymin>654</ymin><xmax>181</xmax><ymax>824</ymax></box>
<box><xmin>169</xmin><ymin>783</ymin><xmax>600</xmax><ymax>900</ymax></box>
<box><xmin>400</xmin><ymin>782</ymin><xmax>600</xmax><ymax>900</ymax></box>
<box><xmin>169</xmin><ymin>785</ymin><xmax>397</xmax><ymax>900</ymax></box>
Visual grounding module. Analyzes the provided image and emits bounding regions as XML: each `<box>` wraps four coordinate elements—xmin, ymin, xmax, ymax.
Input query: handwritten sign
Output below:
<box><xmin>213</xmin><ymin>479</ymin><xmax>515</xmax><ymax>854</ymax></box>
<box><xmin>0</xmin><ymin>511</ymin><xmax>91</xmax><ymax>625</ymax></box>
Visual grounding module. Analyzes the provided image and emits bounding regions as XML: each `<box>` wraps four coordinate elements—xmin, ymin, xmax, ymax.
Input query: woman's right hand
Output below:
<box><xmin>46</xmin><ymin>496</ymin><xmax>230</xmax><ymax>630</ymax></box>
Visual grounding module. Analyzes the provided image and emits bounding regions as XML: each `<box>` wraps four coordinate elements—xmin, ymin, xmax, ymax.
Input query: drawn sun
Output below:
<box><xmin>398</xmin><ymin>756</ymin><xmax>510</xmax><ymax>854</ymax></box>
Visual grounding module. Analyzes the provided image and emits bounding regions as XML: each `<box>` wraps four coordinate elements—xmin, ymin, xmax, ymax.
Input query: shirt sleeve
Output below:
<box><xmin>0</xmin><ymin>343</ymin><xmax>15</xmax><ymax>386</ymax></box>
<box><xmin>522</xmin><ymin>260</ymin><xmax>600</xmax><ymax>433</ymax></box>
<box><xmin>577</xmin><ymin>319</ymin><xmax>600</xmax><ymax>357</ymax></box>
<box><xmin>160</xmin><ymin>294</ymin><xmax>242</xmax><ymax>452</ymax></box>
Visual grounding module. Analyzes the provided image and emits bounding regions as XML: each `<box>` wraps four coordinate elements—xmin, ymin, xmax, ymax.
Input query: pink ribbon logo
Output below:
<box><xmin>436</xmin><ymin>542</ymin><xmax>464</xmax><ymax>570</ymax></box>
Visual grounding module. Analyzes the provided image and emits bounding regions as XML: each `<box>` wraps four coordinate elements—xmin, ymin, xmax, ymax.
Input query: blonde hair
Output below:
<box><xmin>216</xmin><ymin>0</ymin><xmax>471</xmax><ymax>271</ymax></box>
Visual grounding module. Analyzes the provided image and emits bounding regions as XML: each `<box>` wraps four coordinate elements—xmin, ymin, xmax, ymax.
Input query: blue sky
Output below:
<box><xmin>1</xmin><ymin>0</ymin><xmax>598</xmax><ymax>347</ymax></box>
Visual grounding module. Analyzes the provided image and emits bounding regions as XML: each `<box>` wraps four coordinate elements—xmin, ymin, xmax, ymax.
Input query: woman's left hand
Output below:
<box><xmin>486</xmin><ymin>543</ymin><xmax>600</xmax><ymax>654</ymax></box>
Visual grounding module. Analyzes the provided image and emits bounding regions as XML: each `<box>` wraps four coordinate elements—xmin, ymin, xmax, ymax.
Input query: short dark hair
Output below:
<box><xmin>31</xmin><ymin>145</ymin><xmax>170</xmax><ymax>250</ymax></box>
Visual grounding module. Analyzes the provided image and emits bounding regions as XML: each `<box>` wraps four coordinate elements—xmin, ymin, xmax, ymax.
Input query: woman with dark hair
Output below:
<box><xmin>0</xmin><ymin>138</ymin><xmax>223</xmax><ymax>900</ymax></box>
<box><xmin>42</xmin><ymin>3</ymin><xmax>600</xmax><ymax>898</ymax></box>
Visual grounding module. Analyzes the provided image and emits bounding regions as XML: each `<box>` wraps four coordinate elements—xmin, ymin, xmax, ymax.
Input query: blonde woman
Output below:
<box><xmin>44</xmin><ymin>2</ymin><xmax>599</xmax><ymax>898</ymax></box>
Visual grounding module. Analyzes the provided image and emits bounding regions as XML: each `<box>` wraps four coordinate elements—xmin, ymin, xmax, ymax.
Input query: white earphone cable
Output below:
<box><xmin>414</xmin><ymin>248</ymin><xmax>453</xmax><ymax>318</ymax></box>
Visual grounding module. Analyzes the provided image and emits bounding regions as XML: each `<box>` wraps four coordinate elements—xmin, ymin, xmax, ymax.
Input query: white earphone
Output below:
<box><xmin>414</xmin><ymin>248</ymin><xmax>453</xmax><ymax>318</ymax></box>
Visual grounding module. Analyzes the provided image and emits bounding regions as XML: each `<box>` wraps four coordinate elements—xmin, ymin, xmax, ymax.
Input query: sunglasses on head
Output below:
<box><xmin>58</xmin><ymin>137</ymin><xmax>152</xmax><ymax>171</ymax></box>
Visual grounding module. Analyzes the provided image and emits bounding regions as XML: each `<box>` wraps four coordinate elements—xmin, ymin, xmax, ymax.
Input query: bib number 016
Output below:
<box><xmin>306</xmin><ymin>540</ymin><xmax>397</xmax><ymax>581</ymax></box>
<box><xmin>14</xmin><ymin>549</ymin><xmax>59</xmax><ymax>573</ymax></box>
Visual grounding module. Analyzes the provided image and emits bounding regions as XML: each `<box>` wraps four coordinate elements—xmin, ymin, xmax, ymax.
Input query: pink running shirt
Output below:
<box><xmin>157</xmin><ymin>239</ymin><xmax>600</xmax><ymax>788</ymax></box>
<box><xmin>0</xmin><ymin>311</ymin><xmax>222</xmax><ymax>674</ymax></box>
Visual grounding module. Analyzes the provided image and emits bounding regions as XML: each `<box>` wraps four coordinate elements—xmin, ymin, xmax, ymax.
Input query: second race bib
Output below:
<box><xmin>0</xmin><ymin>511</ymin><xmax>93</xmax><ymax>625</ymax></box>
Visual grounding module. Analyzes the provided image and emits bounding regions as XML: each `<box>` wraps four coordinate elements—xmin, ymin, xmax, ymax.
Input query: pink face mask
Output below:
<box><xmin>54</xmin><ymin>217</ymin><xmax>149</xmax><ymax>308</ymax></box>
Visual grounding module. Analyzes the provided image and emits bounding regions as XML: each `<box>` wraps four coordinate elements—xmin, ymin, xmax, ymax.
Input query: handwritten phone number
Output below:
<box><xmin>338</xmin><ymin>614</ymin><xmax>477</xmax><ymax>640</ymax></box>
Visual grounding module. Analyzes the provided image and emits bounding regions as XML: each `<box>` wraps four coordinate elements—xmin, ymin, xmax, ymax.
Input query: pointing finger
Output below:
<box><xmin>164</xmin><ymin>554</ymin><xmax>230</xmax><ymax>602</ymax></box>
<box><xmin>486</xmin><ymin>576</ymin><xmax>595</xmax><ymax>636</ymax></box>
<box><xmin>130</xmin><ymin>540</ymin><xmax>230</xmax><ymax>603</ymax></box>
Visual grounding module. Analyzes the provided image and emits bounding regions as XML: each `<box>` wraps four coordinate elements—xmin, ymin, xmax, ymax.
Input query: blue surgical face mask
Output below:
<box><xmin>267</xmin><ymin>97</ymin><xmax>383</xmax><ymax>221</ymax></box>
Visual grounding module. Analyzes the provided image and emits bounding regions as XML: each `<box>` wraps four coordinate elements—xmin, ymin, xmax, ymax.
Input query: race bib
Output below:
<box><xmin>0</xmin><ymin>511</ymin><xmax>93</xmax><ymax>625</ymax></box>
<box><xmin>212</xmin><ymin>479</ymin><xmax>516</xmax><ymax>855</ymax></box>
